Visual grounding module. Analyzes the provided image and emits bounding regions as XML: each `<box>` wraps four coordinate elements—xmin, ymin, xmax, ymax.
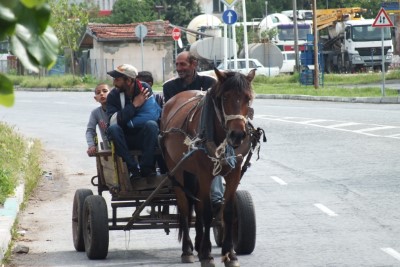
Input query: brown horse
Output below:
<box><xmin>160</xmin><ymin>68</ymin><xmax>256</xmax><ymax>267</ymax></box>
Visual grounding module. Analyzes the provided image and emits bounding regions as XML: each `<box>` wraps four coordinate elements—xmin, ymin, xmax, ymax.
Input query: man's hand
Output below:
<box><xmin>99</xmin><ymin>120</ymin><xmax>107</xmax><ymax>131</ymax></box>
<box><xmin>132</xmin><ymin>88</ymin><xmax>150</xmax><ymax>108</ymax></box>
<box><xmin>87</xmin><ymin>146</ymin><xmax>97</xmax><ymax>156</ymax></box>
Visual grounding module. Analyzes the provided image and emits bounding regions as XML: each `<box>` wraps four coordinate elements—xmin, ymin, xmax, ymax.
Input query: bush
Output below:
<box><xmin>0</xmin><ymin>169</ymin><xmax>14</xmax><ymax>204</ymax></box>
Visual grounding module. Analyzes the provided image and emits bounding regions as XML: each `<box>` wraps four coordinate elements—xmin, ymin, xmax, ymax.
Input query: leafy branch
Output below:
<box><xmin>0</xmin><ymin>0</ymin><xmax>59</xmax><ymax>107</ymax></box>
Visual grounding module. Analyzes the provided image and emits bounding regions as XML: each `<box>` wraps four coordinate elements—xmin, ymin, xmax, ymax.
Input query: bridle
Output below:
<box><xmin>211</xmin><ymin>94</ymin><xmax>249</xmax><ymax>129</ymax></box>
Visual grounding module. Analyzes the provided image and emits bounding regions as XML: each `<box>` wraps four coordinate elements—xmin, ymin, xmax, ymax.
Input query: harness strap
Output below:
<box><xmin>240</xmin><ymin>123</ymin><xmax>267</xmax><ymax>178</ymax></box>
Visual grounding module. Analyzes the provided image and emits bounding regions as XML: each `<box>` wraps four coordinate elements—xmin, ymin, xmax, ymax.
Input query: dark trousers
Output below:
<box><xmin>107</xmin><ymin>120</ymin><xmax>159</xmax><ymax>172</ymax></box>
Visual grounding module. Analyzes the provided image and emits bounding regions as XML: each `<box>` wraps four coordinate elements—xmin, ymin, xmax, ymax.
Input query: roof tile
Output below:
<box><xmin>87</xmin><ymin>21</ymin><xmax>173</xmax><ymax>41</ymax></box>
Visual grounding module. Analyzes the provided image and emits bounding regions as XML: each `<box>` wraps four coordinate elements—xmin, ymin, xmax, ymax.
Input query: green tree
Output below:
<box><xmin>159</xmin><ymin>0</ymin><xmax>201</xmax><ymax>46</ymax></box>
<box><xmin>49</xmin><ymin>0</ymin><xmax>89</xmax><ymax>76</ymax></box>
<box><xmin>161</xmin><ymin>0</ymin><xmax>201</xmax><ymax>27</ymax></box>
<box><xmin>105</xmin><ymin>0</ymin><xmax>158</xmax><ymax>24</ymax></box>
<box><xmin>0</xmin><ymin>0</ymin><xmax>59</xmax><ymax>107</ymax></box>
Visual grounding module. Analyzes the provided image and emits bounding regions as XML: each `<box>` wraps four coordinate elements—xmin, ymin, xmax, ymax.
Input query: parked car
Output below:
<box><xmin>280</xmin><ymin>51</ymin><xmax>297</xmax><ymax>74</ymax></box>
<box><xmin>199</xmin><ymin>58</ymin><xmax>280</xmax><ymax>77</ymax></box>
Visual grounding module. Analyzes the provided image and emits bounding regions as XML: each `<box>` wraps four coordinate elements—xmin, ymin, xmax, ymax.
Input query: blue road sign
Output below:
<box><xmin>381</xmin><ymin>2</ymin><xmax>399</xmax><ymax>10</ymax></box>
<box><xmin>222</xmin><ymin>9</ymin><xmax>238</xmax><ymax>25</ymax></box>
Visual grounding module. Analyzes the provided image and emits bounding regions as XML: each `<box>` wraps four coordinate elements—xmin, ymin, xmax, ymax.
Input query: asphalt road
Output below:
<box><xmin>1</xmin><ymin>91</ymin><xmax>400</xmax><ymax>266</ymax></box>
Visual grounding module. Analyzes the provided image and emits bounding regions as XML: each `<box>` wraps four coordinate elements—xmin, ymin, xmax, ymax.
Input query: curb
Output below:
<box><xmin>0</xmin><ymin>184</ymin><xmax>24</xmax><ymax>262</ymax></box>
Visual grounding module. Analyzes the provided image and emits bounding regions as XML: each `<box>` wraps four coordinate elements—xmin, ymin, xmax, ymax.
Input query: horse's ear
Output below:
<box><xmin>214</xmin><ymin>67</ymin><xmax>226</xmax><ymax>82</ymax></box>
<box><xmin>246</xmin><ymin>69</ymin><xmax>256</xmax><ymax>82</ymax></box>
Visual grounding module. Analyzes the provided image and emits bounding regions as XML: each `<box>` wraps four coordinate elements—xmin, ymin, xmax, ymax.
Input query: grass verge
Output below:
<box><xmin>9</xmin><ymin>70</ymin><xmax>400</xmax><ymax>97</ymax></box>
<box><xmin>0</xmin><ymin>123</ymin><xmax>42</xmax><ymax>264</ymax></box>
<box><xmin>251</xmin><ymin>71</ymin><xmax>400</xmax><ymax>97</ymax></box>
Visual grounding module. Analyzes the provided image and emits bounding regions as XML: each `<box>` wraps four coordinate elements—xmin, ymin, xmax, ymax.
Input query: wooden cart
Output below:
<box><xmin>72</xmin><ymin>147</ymin><xmax>257</xmax><ymax>260</ymax></box>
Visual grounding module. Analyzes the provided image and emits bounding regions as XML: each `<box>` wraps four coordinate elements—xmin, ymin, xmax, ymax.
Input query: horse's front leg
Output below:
<box><xmin>221</xmin><ymin>169</ymin><xmax>241</xmax><ymax>267</ymax></box>
<box><xmin>197</xmin><ymin>176</ymin><xmax>215</xmax><ymax>267</ymax></box>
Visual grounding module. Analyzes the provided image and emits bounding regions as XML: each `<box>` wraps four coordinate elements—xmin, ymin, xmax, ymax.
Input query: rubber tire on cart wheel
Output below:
<box><xmin>233</xmin><ymin>190</ymin><xmax>256</xmax><ymax>255</ymax></box>
<box><xmin>72</xmin><ymin>189</ymin><xmax>93</xmax><ymax>251</ymax></box>
<box><xmin>83</xmin><ymin>195</ymin><xmax>109</xmax><ymax>259</ymax></box>
<box><xmin>213</xmin><ymin>222</ymin><xmax>223</xmax><ymax>247</ymax></box>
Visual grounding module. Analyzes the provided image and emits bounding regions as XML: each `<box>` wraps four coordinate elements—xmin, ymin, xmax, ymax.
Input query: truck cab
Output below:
<box><xmin>342</xmin><ymin>19</ymin><xmax>393</xmax><ymax>72</ymax></box>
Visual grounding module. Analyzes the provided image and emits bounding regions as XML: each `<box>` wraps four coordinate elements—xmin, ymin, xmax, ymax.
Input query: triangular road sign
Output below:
<box><xmin>220</xmin><ymin>0</ymin><xmax>238</xmax><ymax>7</ymax></box>
<box><xmin>372</xmin><ymin>8</ymin><xmax>394</xmax><ymax>27</ymax></box>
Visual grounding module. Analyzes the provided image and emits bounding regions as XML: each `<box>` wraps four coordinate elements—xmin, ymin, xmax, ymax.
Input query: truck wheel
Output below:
<box><xmin>72</xmin><ymin>189</ymin><xmax>93</xmax><ymax>251</ymax></box>
<box><xmin>325</xmin><ymin>61</ymin><xmax>334</xmax><ymax>74</ymax></box>
<box><xmin>337</xmin><ymin>56</ymin><xmax>343</xmax><ymax>73</ymax></box>
<box><xmin>233</xmin><ymin>190</ymin><xmax>256</xmax><ymax>255</ymax></box>
<box><xmin>83</xmin><ymin>195</ymin><xmax>109</xmax><ymax>259</ymax></box>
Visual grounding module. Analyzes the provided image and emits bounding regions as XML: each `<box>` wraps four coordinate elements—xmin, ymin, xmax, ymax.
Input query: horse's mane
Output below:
<box><xmin>209</xmin><ymin>71</ymin><xmax>254</xmax><ymax>102</ymax></box>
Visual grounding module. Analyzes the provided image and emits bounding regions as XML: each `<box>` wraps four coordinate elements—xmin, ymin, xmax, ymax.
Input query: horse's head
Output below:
<box><xmin>210</xmin><ymin>68</ymin><xmax>255</xmax><ymax>148</ymax></box>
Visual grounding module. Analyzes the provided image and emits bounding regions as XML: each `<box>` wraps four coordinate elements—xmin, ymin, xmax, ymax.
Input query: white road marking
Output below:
<box><xmin>299</xmin><ymin>119</ymin><xmax>329</xmax><ymax>124</ymax></box>
<box><xmin>254</xmin><ymin>115</ymin><xmax>400</xmax><ymax>139</ymax></box>
<box><xmin>270</xmin><ymin>176</ymin><xmax>287</xmax><ymax>185</ymax></box>
<box><xmin>313</xmin><ymin>203</ymin><xmax>338</xmax><ymax>217</ymax></box>
<box><xmin>381</xmin><ymin>247</ymin><xmax>400</xmax><ymax>262</ymax></box>
<box><xmin>385</xmin><ymin>133</ymin><xmax>400</xmax><ymax>138</ymax></box>
<box><xmin>354</xmin><ymin>126</ymin><xmax>397</xmax><ymax>133</ymax></box>
<box><xmin>326</xmin><ymin>122</ymin><xmax>361</xmax><ymax>128</ymax></box>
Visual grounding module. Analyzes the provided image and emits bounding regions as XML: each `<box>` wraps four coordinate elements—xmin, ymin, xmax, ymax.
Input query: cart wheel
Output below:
<box><xmin>72</xmin><ymin>189</ymin><xmax>93</xmax><ymax>251</ymax></box>
<box><xmin>233</xmin><ymin>190</ymin><xmax>256</xmax><ymax>255</ymax></box>
<box><xmin>83</xmin><ymin>195</ymin><xmax>109</xmax><ymax>259</ymax></box>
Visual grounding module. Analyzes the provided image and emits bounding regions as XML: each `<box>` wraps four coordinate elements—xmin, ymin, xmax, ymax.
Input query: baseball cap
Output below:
<box><xmin>107</xmin><ymin>64</ymin><xmax>138</xmax><ymax>79</ymax></box>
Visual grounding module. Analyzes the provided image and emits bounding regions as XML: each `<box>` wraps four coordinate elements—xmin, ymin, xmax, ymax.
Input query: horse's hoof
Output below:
<box><xmin>224</xmin><ymin>260</ymin><xmax>240</xmax><ymax>267</ymax></box>
<box><xmin>222</xmin><ymin>253</ymin><xmax>240</xmax><ymax>267</ymax></box>
<box><xmin>181</xmin><ymin>254</ymin><xmax>195</xmax><ymax>263</ymax></box>
<box><xmin>200</xmin><ymin>259</ymin><xmax>215</xmax><ymax>267</ymax></box>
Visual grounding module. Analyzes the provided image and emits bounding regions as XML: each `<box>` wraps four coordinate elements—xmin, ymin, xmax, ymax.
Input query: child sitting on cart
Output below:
<box><xmin>85</xmin><ymin>83</ymin><xmax>110</xmax><ymax>156</ymax></box>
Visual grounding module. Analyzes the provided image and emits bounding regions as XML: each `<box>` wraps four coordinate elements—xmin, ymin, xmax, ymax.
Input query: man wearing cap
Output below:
<box><xmin>106</xmin><ymin>64</ymin><xmax>159</xmax><ymax>181</ymax></box>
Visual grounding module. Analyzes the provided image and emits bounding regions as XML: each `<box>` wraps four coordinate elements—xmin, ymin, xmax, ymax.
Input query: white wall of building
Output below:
<box><xmin>90</xmin><ymin>40</ymin><xmax>174</xmax><ymax>82</ymax></box>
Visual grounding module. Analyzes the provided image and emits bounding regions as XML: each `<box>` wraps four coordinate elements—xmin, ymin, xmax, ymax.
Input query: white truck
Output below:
<box><xmin>258</xmin><ymin>12</ymin><xmax>312</xmax><ymax>74</ymax></box>
<box><xmin>316</xmin><ymin>8</ymin><xmax>393</xmax><ymax>73</ymax></box>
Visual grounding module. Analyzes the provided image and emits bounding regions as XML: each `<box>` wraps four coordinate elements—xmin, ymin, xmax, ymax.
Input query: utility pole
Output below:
<box><xmin>293</xmin><ymin>0</ymin><xmax>299</xmax><ymax>72</ymax></box>
<box><xmin>312</xmin><ymin>0</ymin><xmax>319</xmax><ymax>89</ymax></box>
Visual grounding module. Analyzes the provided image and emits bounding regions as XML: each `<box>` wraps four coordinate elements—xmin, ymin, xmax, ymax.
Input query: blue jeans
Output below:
<box><xmin>107</xmin><ymin>120</ymin><xmax>159</xmax><ymax>172</ymax></box>
<box><xmin>211</xmin><ymin>175</ymin><xmax>224</xmax><ymax>204</ymax></box>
